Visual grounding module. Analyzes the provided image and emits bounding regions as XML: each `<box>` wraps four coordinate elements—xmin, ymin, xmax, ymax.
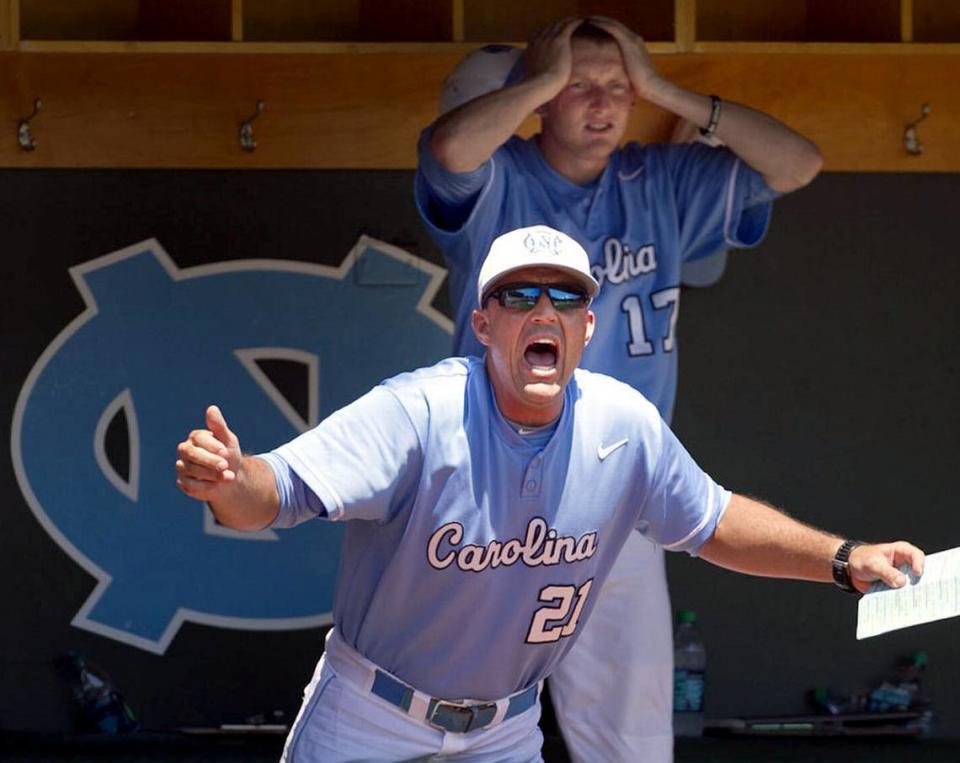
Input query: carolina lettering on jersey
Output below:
<box><xmin>427</xmin><ymin>517</ymin><xmax>598</xmax><ymax>573</ymax></box>
<box><xmin>591</xmin><ymin>237</ymin><xmax>658</xmax><ymax>288</ymax></box>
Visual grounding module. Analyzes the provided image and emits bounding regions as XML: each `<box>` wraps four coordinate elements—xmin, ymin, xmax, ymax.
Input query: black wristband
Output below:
<box><xmin>700</xmin><ymin>95</ymin><xmax>722</xmax><ymax>137</ymax></box>
<box><xmin>832</xmin><ymin>539</ymin><xmax>865</xmax><ymax>593</ymax></box>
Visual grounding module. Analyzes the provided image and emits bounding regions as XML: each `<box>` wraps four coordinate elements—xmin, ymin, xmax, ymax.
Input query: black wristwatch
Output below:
<box><xmin>832</xmin><ymin>539</ymin><xmax>865</xmax><ymax>593</ymax></box>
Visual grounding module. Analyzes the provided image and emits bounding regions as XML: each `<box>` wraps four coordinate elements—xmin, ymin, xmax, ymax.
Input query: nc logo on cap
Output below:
<box><xmin>523</xmin><ymin>230</ymin><xmax>566</xmax><ymax>257</ymax></box>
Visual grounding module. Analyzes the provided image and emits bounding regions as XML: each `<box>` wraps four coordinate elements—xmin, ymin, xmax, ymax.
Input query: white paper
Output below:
<box><xmin>857</xmin><ymin>546</ymin><xmax>960</xmax><ymax>639</ymax></box>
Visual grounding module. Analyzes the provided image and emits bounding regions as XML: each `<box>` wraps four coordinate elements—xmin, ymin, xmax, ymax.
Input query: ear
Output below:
<box><xmin>583</xmin><ymin>309</ymin><xmax>596</xmax><ymax>347</ymax></box>
<box><xmin>471</xmin><ymin>309</ymin><xmax>492</xmax><ymax>347</ymax></box>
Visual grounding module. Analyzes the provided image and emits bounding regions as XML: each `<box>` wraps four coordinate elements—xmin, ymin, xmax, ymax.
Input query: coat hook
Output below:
<box><xmin>239</xmin><ymin>100</ymin><xmax>265</xmax><ymax>152</ymax></box>
<box><xmin>904</xmin><ymin>103</ymin><xmax>931</xmax><ymax>156</ymax></box>
<box><xmin>18</xmin><ymin>98</ymin><xmax>42</xmax><ymax>151</ymax></box>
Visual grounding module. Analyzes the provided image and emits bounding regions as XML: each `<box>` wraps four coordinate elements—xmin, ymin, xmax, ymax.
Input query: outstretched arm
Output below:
<box><xmin>591</xmin><ymin>16</ymin><xmax>823</xmax><ymax>193</ymax></box>
<box><xmin>428</xmin><ymin>17</ymin><xmax>581</xmax><ymax>173</ymax></box>
<box><xmin>175</xmin><ymin>405</ymin><xmax>280</xmax><ymax>531</ymax></box>
<box><xmin>700</xmin><ymin>494</ymin><xmax>924</xmax><ymax>593</ymax></box>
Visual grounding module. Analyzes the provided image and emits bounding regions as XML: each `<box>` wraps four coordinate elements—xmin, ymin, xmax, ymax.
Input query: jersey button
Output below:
<box><xmin>525</xmin><ymin>480</ymin><xmax>537</xmax><ymax>491</ymax></box>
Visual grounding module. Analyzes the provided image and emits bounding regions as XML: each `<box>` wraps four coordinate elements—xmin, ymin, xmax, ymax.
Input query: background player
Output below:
<box><xmin>176</xmin><ymin>225</ymin><xmax>921</xmax><ymax>763</ymax></box>
<box><xmin>415</xmin><ymin>16</ymin><xmax>823</xmax><ymax>761</ymax></box>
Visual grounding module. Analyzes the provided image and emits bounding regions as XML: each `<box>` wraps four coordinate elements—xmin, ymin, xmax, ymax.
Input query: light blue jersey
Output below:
<box><xmin>261</xmin><ymin>357</ymin><xmax>729</xmax><ymax>701</ymax></box>
<box><xmin>415</xmin><ymin>134</ymin><xmax>776</xmax><ymax>421</ymax></box>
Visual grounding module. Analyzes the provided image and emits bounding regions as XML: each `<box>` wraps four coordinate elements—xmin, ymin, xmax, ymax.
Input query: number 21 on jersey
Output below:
<box><xmin>526</xmin><ymin>579</ymin><xmax>594</xmax><ymax>644</ymax></box>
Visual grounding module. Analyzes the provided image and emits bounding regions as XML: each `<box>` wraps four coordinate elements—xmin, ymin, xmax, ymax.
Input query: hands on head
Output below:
<box><xmin>524</xmin><ymin>17</ymin><xmax>582</xmax><ymax>90</ymax></box>
<box><xmin>175</xmin><ymin>405</ymin><xmax>242</xmax><ymax>502</ymax></box>
<box><xmin>849</xmin><ymin>541</ymin><xmax>926</xmax><ymax>593</ymax></box>
<box><xmin>524</xmin><ymin>15</ymin><xmax>661</xmax><ymax>101</ymax></box>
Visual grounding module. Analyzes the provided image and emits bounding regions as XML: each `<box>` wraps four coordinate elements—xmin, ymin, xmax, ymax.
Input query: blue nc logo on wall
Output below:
<box><xmin>12</xmin><ymin>237</ymin><xmax>452</xmax><ymax>654</ymax></box>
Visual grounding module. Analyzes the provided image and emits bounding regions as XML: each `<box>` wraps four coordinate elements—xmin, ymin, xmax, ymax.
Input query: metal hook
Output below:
<box><xmin>239</xmin><ymin>100</ymin><xmax>265</xmax><ymax>152</ymax></box>
<box><xmin>904</xmin><ymin>103</ymin><xmax>931</xmax><ymax>156</ymax></box>
<box><xmin>18</xmin><ymin>98</ymin><xmax>42</xmax><ymax>151</ymax></box>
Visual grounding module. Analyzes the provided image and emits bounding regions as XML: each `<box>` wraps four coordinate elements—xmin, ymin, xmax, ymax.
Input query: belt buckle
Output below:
<box><xmin>428</xmin><ymin>700</ymin><xmax>495</xmax><ymax>734</ymax></box>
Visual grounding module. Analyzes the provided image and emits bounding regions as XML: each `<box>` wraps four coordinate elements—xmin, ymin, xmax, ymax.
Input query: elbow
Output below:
<box><xmin>428</xmin><ymin>128</ymin><xmax>481</xmax><ymax>174</ymax></box>
<box><xmin>795</xmin><ymin>141</ymin><xmax>825</xmax><ymax>188</ymax></box>
<box><xmin>769</xmin><ymin>141</ymin><xmax>824</xmax><ymax>194</ymax></box>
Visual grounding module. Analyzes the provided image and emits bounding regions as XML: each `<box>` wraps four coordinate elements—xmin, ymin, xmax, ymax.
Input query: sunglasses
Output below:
<box><xmin>484</xmin><ymin>283</ymin><xmax>590</xmax><ymax>311</ymax></box>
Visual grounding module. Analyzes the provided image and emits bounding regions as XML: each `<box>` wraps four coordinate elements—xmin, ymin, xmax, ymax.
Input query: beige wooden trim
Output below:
<box><xmin>15</xmin><ymin>39</ymin><xmax>681</xmax><ymax>55</ymax></box>
<box><xmin>0</xmin><ymin>1</ymin><xmax>7</xmax><ymax>50</ymax></box>
<box><xmin>675</xmin><ymin>0</ymin><xmax>696</xmax><ymax>53</ymax></box>
<box><xmin>0</xmin><ymin>0</ymin><xmax>19</xmax><ymax>51</ymax></box>
<box><xmin>17</xmin><ymin>37</ymin><xmax>960</xmax><ymax>57</ymax></box>
<box><xmin>451</xmin><ymin>0</ymin><xmax>464</xmax><ymax>43</ymax></box>
<box><xmin>231</xmin><ymin>0</ymin><xmax>243</xmax><ymax>43</ymax></box>
<box><xmin>2</xmin><ymin>51</ymin><xmax>958</xmax><ymax>171</ymax></box>
<box><xmin>693</xmin><ymin>41</ymin><xmax>960</xmax><ymax>55</ymax></box>
<box><xmin>900</xmin><ymin>0</ymin><xmax>914</xmax><ymax>43</ymax></box>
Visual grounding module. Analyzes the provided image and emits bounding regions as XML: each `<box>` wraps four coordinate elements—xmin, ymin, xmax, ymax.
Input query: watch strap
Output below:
<box><xmin>832</xmin><ymin>539</ymin><xmax>865</xmax><ymax>593</ymax></box>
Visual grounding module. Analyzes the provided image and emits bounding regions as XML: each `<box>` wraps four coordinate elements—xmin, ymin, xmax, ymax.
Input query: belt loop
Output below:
<box><xmin>407</xmin><ymin>690</ymin><xmax>431</xmax><ymax>722</ymax></box>
<box><xmin>490</xmin><ymin>697</ymin><xmax>509</xmax><ymax>726</ymax></box>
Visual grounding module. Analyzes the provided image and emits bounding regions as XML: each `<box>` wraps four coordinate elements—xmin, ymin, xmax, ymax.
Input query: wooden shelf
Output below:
<box><xmin>697</xmin><ymin>0</ymin><xmax>902</xmax><ymax>43</ymax></box>
<box><xmin>914</xmin><ymin>0</ymin><xmax>960</xmax><ymax>42</ymax></box>
<box><xmin>20</xmin><ymin>0</ymin><xmax>233</xmax><ymax>41</ymax></box>
<box><xmin>462</xmin><ymin>0</ymin><xmax>675</xmax><ymax>43</ymax></box>
<box><xmin>9</xmin><ymin>0</ymin><xmax>960</xmax><ymax>49</ymax></box>
<box><xmin>242</xmin><ymin>0</ymin><xmax>453</xmax><ymax>43</ymax></box>
<box><xmin>2</xmin><ymin>1</ymin><xmax>959</xmax><ymax>172</ymax></box>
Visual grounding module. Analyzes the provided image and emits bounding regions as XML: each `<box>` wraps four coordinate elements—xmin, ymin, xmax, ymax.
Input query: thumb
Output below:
<box><xmin>206</xmin><ymin>405</ymin><xmax>239</xmax><ymax>451</ymax></box>
<box><xmin>872</xmin><ymin>560</ymin><xmax>909</xmax><ymax>590</ymax></box>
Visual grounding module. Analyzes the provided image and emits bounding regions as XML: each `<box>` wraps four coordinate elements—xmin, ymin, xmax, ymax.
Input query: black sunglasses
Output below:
<box><xmin>484</xmin><ymin>283</ymin><xmax>590</xmax><ymax>311</ymax></box>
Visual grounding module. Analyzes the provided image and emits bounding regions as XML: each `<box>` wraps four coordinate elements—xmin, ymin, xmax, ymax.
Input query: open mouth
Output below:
<box><xmin>524</xmin><ymin>339</ymin><xmax>559</xmax><ymax>371</ymax></box>
<box><xmin>586</xmin><ymin>122</ymin><xmax>613</xmax><ymax>133</ymax></box>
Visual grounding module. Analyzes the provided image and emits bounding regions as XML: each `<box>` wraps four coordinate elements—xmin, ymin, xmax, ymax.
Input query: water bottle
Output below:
<box><xmin>63</xmin><ymin>652</ymin><xmax>139</xmax><ymax>734</ymax></box>
<box><xmin>673</xmin><ymin>610</ymin><xmax>706</xmax><ymax>736</ymax></box>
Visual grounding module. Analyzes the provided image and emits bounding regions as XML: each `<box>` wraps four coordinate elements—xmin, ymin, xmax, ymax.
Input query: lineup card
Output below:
<box><xmin>857</xmin><ymin>546</ymin><xmax>960</xmax><ymax>639</ymax></box>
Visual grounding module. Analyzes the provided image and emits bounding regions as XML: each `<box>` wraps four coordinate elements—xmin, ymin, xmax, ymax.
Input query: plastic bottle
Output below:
<box><xmin>673</xmin><ymin>609</ymin><xmax>706</xmax><ymax>736</ymax></box>
<box><xmin>867</xmin><ymin>650</ymin><xmax>928</xmax><ymax>712</ymax></box>
<box><xmin>65</xmin><ymin>652</ymin><xmax>139</xmax><ymax>734</ymax></box>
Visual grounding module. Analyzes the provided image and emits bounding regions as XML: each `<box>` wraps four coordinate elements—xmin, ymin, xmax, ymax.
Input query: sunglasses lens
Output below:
<box><xmin>490</xmin><ymin>284</ymin><xmax>589</xmax><ymax>310</ymax></box>
<box><xmin>499</xmin><ymin>286</ymin><xmax>542</xmax><ymax>309</ymax></box>
<box><xmin>547</xmin><ymin>287</ymin><xmax>588</xmax><ymax>310</ymax></box>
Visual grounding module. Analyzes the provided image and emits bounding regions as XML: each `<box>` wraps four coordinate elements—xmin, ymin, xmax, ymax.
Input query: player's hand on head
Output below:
<box><xmin>848</xmin><ymin>541</ymin><xmax>925</xmax><ymax>593</ymax></box>
<box><xmin>175</xmin><ymin>405</ymin><xmax>243</xmax><ymax>501</ymax></box>
<box><xmin>525</xmin><ymin>17</ymin><xmax>583</xmax><ymax>94</ymax></box>
<box><xmin>587</xmin><ymin>16</ymin><xmax>661</xmax><ymax>99</ymax></box>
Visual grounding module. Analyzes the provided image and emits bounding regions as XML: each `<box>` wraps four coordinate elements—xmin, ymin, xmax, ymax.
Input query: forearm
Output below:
<box><xmin>429</xmin><ymin>75</ymin><xmax>560</xmax><ymax>173</ymax></box>
<box><xmin>645</xmin><ymin>79</ymin><xmax>823</xmax><ymax>193</ymax></box>
<box><xmin>208</xmin><ymin>454</ymin><xmax>281</xmax><ymax>532</ymax></box>
<box><xmin>699</xmin><ymin>494</ymin><xmax>841</xmax><ymax>582</ymax></box>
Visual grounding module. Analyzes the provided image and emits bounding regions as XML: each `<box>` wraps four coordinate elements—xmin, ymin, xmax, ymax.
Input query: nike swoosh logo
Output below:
<box><xmin>617</xmin><ymin>166</ymin><xmax>644</xmax><ymax>181</ymax></box>
<box><xmin>597</xmin><ymin>437</ymin><xmax>629</xmax><ymax>461</ymax></box>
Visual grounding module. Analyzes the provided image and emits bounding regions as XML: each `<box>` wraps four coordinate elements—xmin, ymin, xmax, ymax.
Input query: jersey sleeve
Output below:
<box><xmin>413</xmin><ymin>125</ymin><xmax>509</xmax><ymax>271</ymax></box>
<box><xmin>256</xmin><ymin>452</ymin><xmax>328</xmax><ymax>527</ymax></box>
<box><xmin>266</xmin><ymin>385</ymin><xmax>423</xmax><ymax>525</ymax></box>
<box><xmin>655</xmin><ymin>142</ymin><xmax>778</xmax><ymax>263</ymax></box>
<box><xmin>635</xmin><ymin>417</ymin><xmax>731</xmax><ymax>555</ymax></box>
<box><xmin>414</xmin><ymin>126</ymin><xmax>492</xmax><ymax>239</ymax></box>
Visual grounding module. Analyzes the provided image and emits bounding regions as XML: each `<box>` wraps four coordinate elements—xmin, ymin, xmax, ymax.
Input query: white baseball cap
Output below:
<box><xmin>439</xmin><ymin>45</ymin><xmax>525</xmax><ymax>115</ymax></box>
<box><xmin>477</xmin><ymin>226</ymin><xmax>600</xmax><ymax>306</ymax></box>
